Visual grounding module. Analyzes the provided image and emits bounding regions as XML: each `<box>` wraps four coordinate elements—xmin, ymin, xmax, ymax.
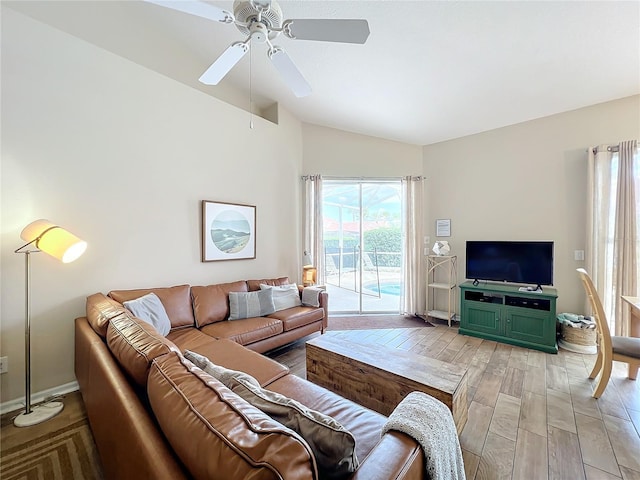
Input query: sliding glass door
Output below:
<box><xmin>322</xmin><ymin>179</ymin><xmax>403</xmax><ymax>314</ymax></box>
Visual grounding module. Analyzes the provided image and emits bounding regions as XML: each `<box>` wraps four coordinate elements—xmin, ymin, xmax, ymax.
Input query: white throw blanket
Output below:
<box><xmin>381</xmin><ymin>392</ymin><xmax>466</xmax><ymax>480</ymax></box>
<box><xmin>301</xmin><ymin>286</ymin><xmax>324</xmax><ymax>307</ymax></box>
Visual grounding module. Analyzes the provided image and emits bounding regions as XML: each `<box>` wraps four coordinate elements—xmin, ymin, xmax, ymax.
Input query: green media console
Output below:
<box><xmin>459</xmin><ymin>280</ymin><xmax>558</xmax><ymax>354</ymax></box>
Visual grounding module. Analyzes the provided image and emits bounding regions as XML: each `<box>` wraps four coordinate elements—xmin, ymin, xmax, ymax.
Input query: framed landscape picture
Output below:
<box><xmin>201</xmin><ymin>200</ymin><xmax>256</xmax><ymax>262</ymax></box>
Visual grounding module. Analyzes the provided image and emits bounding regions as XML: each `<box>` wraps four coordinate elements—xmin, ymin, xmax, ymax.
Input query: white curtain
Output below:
<box><xmin>303</xmin><ymin>175</ymin><xmax>324</xmax><ymax>284</ymax></box>
<box><xmin>401</xmin><ymin>176</ymin><xmax>425</xmax><ymax>316</ymax></box>
<box><xmin>586</xmin><ymin>140</ymin><xmax>639</xmax><ymax>336</ymax></box>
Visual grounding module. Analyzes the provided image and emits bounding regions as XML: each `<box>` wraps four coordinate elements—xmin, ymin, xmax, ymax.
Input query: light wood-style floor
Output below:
<box><xmin>268</xmin><ymin>324</ymin><xmax>640</xmax><ymax>480</ymax></box>
<box><xmin>1</xmin><ymin>390</ymin><xmax>91</xmax><ymax>449</ymax></box>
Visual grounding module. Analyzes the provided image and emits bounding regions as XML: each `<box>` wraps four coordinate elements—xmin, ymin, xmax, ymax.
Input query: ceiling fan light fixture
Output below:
<box><xmin>249</xmin><ymin>22</ymin><xmax>269</xmax><ymax>43</ymax></box>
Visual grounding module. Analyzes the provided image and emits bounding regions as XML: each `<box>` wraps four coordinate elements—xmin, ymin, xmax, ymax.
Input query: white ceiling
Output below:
<box><xmin>6</xmin><ymin>0</ymin><xmax>640</xmax><ymax>145</ymax></box>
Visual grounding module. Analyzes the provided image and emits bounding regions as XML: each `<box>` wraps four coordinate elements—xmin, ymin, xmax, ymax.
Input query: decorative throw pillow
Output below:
<box><xmin>183</xmin><ymin>351</ymin><xmax>358</xmax><ymax>479</ymax></box>
<box><xmin>183</xmin><ymin>350</ymin><xmax>260</xmax><ymax>389</ymax></box>
<box><xmin>301</xmin><ymin>286</ymin><xmax>324</xmax><ymax>307</ymax></box>
<box><xmin>228</xmin><ymin>289</ymin><xmax>275</xmax><ymax>320</ymax></box>
<box><xmin>231</xmin><ymin>375</ymin><xmax>359</xmax><ymax>479</ymax></box>
<box><xmin>260</xmin><ymin>283</ymin><xmax>302</xmax><ymax>312</ymax></box>
<box><xmin>123</xmin><ymin>292</ymin><xmax>171</xmax><ymax>336</ymax></box>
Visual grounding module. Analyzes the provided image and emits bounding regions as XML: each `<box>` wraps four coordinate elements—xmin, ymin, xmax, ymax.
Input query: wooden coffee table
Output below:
<box><xmin>306</xmin><ymin>334</ymin><xmax>468</xmax><ymax>434</ymax></box>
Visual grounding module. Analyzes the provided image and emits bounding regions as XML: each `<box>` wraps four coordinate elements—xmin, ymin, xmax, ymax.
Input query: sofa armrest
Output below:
<box><xmin>350</xmin><ymin>431</ymin><xmax>425</xmax><ymax>480</ymax></box>
<box><xmin>298</xmin><ymin>286</ymin><xmax>329</xmax><ymax>333</ymax></box>
<box><xmin>319</xmin><ymin>290</ymin><xmax>328</xmax><ymax>332</ymax></box>
<box><xmin>75</xmin><ymin>317</ymin><xmax>188</xmax><ymax>480</ymax></box>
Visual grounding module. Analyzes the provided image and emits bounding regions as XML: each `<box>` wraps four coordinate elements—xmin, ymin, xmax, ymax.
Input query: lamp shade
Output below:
<box><xmin>303</xmin><ymin>251</ymin><xmax>314</xmax><ymax>268</ymax></box>
<box><xmin>20</xmin><ymin>219</ymin><xmax>87</xmax><ymax>263</ymax></box>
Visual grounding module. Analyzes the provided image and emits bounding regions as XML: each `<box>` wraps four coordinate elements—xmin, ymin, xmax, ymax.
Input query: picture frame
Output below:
<box><xmin>436</xmin><ymin>218</ymin><xmax>451</xmax><ymax>237</ymax></box>
<box><xmin>201</xmin><ymin>200</ymin><xmax>256</xmax><ymax>262</ymax></box>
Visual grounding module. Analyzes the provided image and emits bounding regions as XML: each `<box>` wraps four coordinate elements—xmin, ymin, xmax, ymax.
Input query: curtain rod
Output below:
<box><xmin>591</xmin><ymin>145</ymin><xmax>620</xmax><ymax>154</ymax></box>
<box><xmin>301</xmin><ymin>175</ymin><xmax>426</xmax><ymax>181</ymax></box>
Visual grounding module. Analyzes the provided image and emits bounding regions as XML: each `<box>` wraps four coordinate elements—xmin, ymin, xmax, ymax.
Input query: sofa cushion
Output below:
<box><xmin>247</xmin><ymin>276</ymin><xmax>290</xmax><ymax>291</ymax></box>
<box><xmin>267</xmin><ymin>374</ymin><xmax>387</xmax><ymax>467</ymax></box>
<box><xmin>165</xmin><ymin>327</ymin><xmax>217</xmax><ymax>351</ymax></box>
<box><xmin>183</xmin><ymin>350</ymin><xmax>260</xmax><ymax>389</ymax></box>
<box><xmin>234</xmin><ymin>377</ymin><xmax>359</xmax><ymax>479</ymax></box>
<box><xmin>169</xmin><ymin>335</ymin><xmax>289</xmax><ymax>387</ymax></box>
<box><xmin>191</xmin><ymin>281</ymin><xmax>248</xmax><ymax>327</ymax></box>
<box><xmin>86</xmin><ymin>293</ymin><xmax>127</xmax><ymax>338</ymax></box>
<box><xmin>229</xmin><ymin>289</ymin><xmax>276</xmax><ymax>320</ymax></box>
<box><xmin>268</xmin><ymin>306</ymin><xmax>324</xmax><ymax>332</ymax></box>
<box><xmin>260</xmin><ymin>283</ymin><xmax>302</xmax><ymax>312</ymax></box>
<box><xmin>200</xmin><ymin>316</ymin><xmax>283</xmax><ymax>346</ymax></box>
<box><xmin>109</xmin><ymin>285</ymin><xmax>194</xmax><ymax>329</ymax></box>
<box><xmin>106</xmin><ymin>313</ymin><xmax>177</xmax><ymax>387</ymax></box>
<box><xmin>123</xmin><ymin>292</ymin><xmax>171</xmax><ymax>336</ymax></box>
<box><xmin>147</xmin><ymin>351</ymin><xmax>318</xmax><ymax>480</ymax></box>
<box><xmin>183</xmin><ymin>351</ymin><xmax>358</xmax><ymax>479</ymax></box>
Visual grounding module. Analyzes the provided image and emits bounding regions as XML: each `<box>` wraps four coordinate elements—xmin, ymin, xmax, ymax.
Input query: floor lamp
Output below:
<box><xmin>13</xmin><ymin>219</ymin><xmax>87</xmax><ymax>428</ymax></box>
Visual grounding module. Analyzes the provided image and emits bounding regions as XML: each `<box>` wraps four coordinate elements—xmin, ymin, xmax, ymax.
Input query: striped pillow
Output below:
<box><xmin>228</xmin><ymin>289</ymin><xmax>275</xmax><ymax>320</ymax></box>
<box><xmin>260</xmin><ymin>283</ymin><xmax>302</xmax><ymax>312</ymax></box>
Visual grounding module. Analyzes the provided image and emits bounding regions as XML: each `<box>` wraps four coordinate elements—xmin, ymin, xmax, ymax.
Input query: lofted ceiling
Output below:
<box><xmin>5</xmin><ymin>0</ymin><xmax>640</xmax><ymax>145</ymax></box>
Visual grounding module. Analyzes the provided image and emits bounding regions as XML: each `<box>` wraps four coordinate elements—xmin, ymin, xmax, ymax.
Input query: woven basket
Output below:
<box><xmin>561</xmin><ymin>323</ymin><xmax>596</xmax><ymax>346</ymax></box>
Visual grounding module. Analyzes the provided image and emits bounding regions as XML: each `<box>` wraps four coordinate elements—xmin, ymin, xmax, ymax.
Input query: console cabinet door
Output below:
<box><xmin>462</xmin><ymin>302</ymin><xmax>502</xmax><ymax>336</ymax></box>
<box><xmin>459</xmin><ymin>281</ymin><xmax>558</xmax><ymax>353</ymax></box>
<box><xmin>505</xmin><ymin>308</ymin><xmax>554</xmax><ymax>347</ymax></box>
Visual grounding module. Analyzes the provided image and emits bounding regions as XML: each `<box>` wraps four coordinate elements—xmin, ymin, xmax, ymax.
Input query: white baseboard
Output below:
<box><xmin>1</xmin><ymin>381</ymin><xmax>79</xmax><ymax>416</ymax></box>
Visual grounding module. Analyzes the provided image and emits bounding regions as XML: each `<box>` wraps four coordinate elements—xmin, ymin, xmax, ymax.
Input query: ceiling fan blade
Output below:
<box><xmin>199</xmin><ymin>42</ymin><xmax>249</xmax><ymax>85</ymax></box>
<box><xmin>283</xmin><ymin>19</ymin><xmax>370</xmax><ymax>44</ymax></box>
<box><xmin>144</xmin><ymin>0</ymin><xmax>234</xmax><ymax>23</ymax></box>
<box><xmin>268</xmin><ymin>47</ymin><xmax>311</xmax><ymax>98</ymax></box>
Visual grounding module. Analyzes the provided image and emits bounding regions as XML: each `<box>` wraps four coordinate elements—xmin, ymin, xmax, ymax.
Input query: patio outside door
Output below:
<box><xmin>322</xmin><ymin>179</ymin><xmax>403</xmax><ymax>314</ymax></box>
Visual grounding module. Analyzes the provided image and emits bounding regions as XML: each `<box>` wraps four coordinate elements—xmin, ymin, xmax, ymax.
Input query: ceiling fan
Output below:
<box><xmin>146</xmin><ymin>0</ymin><xmax>370</xmax><ymax>97</ymax></box>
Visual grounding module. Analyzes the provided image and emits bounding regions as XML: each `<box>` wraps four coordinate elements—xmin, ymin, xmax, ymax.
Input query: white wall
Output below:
<box><xmin>301</xmin><ymin>123</ymin><xmax>423</xmax><ymax>177</ymax></box>
<box><xmin>1</xmin><ymin>8</ymin><xmax>303</xmax><ymax>404</ymax></box>
<box><xmin>423</xmin><ymin>95</ymin><xmax>640</xmax><ymax>314</ymax></box>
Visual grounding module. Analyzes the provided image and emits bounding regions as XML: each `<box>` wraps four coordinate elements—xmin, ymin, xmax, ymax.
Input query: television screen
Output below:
<box><xmin>465</xmin><ymin>241</ymin><xmax>554</xmax><ymax>286</ymax></box>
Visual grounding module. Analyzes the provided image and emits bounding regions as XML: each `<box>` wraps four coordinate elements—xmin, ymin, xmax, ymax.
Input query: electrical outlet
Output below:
<box><xmin>574</xmin><ymin>250</ymin><xmax>585</xmax><ymax>261</ymax></box>
<box><xmin>0</xmin><ymin>356</ymin><xmax>8</xmax><ymax>374</ymax></box>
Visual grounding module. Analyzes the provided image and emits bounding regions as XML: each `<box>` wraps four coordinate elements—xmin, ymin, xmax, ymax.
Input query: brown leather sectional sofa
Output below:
<box><xmin>75</xmin><ymin>276</ymin><xmax>425</xmax><ymax>479</ymax></box>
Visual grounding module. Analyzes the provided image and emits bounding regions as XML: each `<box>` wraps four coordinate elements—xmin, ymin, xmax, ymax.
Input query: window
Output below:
<box><xmin>590</xmin><ymin>143</ymin><xmax>639</xmax><ymax>334</ymax></box>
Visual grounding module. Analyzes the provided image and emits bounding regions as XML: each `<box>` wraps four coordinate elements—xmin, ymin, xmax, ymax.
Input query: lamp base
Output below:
<box><xmin>13</xmin><ymin>401</ymin><xmax>64</xmax><ymax>427</ymax></box>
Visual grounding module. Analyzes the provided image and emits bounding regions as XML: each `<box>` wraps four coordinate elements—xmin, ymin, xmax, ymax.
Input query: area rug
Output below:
<box><xmin>328</xmin><ymin>314</ymin><xmax>433</xmax><ymax>331</ymax></box>
<box><xmin>0</xmin><ymin>419</ymin><xmax>103</xmax><ymax>480</ymax></box>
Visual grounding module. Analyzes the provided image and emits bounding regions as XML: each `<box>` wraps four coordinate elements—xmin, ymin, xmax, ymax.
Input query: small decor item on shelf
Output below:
<box><xmin>432</xmin><ymin>241</ymin><xmax>450</xmax><ymax>256</ymax></box>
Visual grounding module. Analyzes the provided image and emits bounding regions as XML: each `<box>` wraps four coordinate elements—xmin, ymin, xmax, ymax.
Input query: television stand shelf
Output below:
<box><xmin>459</xmin><ymin>280</ymin><xmax>558</xmax><ymax>353</ymax></box>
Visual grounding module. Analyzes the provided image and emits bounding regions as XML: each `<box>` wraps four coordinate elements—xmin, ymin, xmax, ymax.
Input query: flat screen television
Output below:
<box><xmin>465</xmin><ymin>241</ymin><xmax>554</xmax><ymax>287</ymax></box>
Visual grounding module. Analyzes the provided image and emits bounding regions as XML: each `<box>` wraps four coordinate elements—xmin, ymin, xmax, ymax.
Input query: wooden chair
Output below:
<box><xmin>577</xmin><ymin>268</ymin><xmax>640</xmax><ymax>398</ymax></box>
